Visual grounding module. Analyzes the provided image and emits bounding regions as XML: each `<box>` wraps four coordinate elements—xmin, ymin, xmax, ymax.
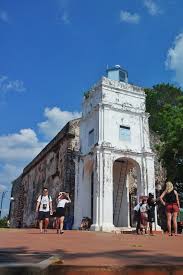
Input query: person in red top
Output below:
<box><xmin>160</xmin><ymin>181</ymin><xmax>180</xmax><ymax>236</ymax></box>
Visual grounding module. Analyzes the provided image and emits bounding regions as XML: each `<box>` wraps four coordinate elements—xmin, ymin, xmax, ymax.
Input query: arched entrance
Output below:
<box><xmin>113</xmin><ymin>158</ymin><xmax>140</xmax><ymax>228</ymax></box>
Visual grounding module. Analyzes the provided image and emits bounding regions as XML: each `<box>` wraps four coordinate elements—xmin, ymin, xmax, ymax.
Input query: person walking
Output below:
<box><xmin>134</xmin><ymin>202</ymin><xmax>141</xmax><ymax>235</ymax></box>
<box><xmin>36</xmin><ymin>187</ymin><xmax>53</xmax><ymax>233</ymax></box>
<box><xmin>139</xmin><ymin>198</ymin><xmax>148</xmax><ymax>234</ymax></box>
<box><xmin>160</xmin><ymin>181</ymin><xmax>180</xmax><ymax>236</ymax></box>
<box><xmin>147</xmin><ymin>193</ymin><xmax>156</xmax><ymax>235</ymax></box>
<box><xmin>56</xmin><ymin>192</ymin><xmax>71</xmax><ymax>234</ymax></box>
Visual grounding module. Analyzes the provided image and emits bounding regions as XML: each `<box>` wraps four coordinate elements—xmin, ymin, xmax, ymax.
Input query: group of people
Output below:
<box><xmin>36</xmin><ymin>187</ymin><xmax>71</xmax><ymax>234</ymax></box>
<box><xmin>36</xmin><ymin>181</ymin><xmax>180</xmax><ymax>236</ymax></box>
<box><xmin>134</xmin><ymin>193</ymin><xmax>157</xmax><ymax>235</ymax></box>
<box><xmin>134</xmin><ymin>181</ymin><xmax>180</xmax><ymax>236</ymax></box>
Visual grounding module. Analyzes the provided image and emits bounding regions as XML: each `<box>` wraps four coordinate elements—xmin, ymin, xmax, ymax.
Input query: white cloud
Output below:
<box><xmin>165</xmin><ymin>33</ymin><xmax>183</xmax><ymax>87</ymax></box>
<box><xmin>0</xmin><ymin>164</ymin><xmax>22</xmax><ymax>186</ymax></box>
<box><xmin>0</xmin><ymin>129</ymin><xmax>47</xmax><ymax>163</ymax></box>
<box><xmin>56</xmin><ymin>0</ymin><xmax>71</xmax><ymax>24</ymax></box>
<box><xmin>143</xmin><ymin>0</ymin><xmax>161</xmax><ymax>16</ymax></box>
<box><xmin>0</xmin><ymin>75</ymin><xmax>26</xmax><ymax>94</ymax></box>
<box><xmin>0</xmin><ymin>10</ymin><xmax>10</xmax><ymax>23</ymax></box>
<box><xmin>0</xmin><ymin>106</ymin><xmax>80</xmax><ymax>193</ymax></box>
<box><xmin>0</xmin><ymin>128</ymin><xmax>47</xmax><ymax>191</ymax></box>
<box><xmin>120</xmin><ymin>10</ymin><xmax>140</xmax><ymax>24</ymax></box>
<box><xmin>38</xmin><ymin>107</ymin><xmax>81</xmax><ymax>139</ymax></box>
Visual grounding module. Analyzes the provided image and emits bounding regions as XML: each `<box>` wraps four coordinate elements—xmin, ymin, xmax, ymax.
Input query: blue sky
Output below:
<box><xmin>0</xmin><ymin>0</ymin><xmax>183</xmax><ymax>216</ymax></box>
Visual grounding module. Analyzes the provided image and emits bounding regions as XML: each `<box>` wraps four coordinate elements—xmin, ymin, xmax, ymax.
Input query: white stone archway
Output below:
<box><xmin>113</xmin><ymin>157</ymin><xmax>141</xmax><ymax>228</ymax></box>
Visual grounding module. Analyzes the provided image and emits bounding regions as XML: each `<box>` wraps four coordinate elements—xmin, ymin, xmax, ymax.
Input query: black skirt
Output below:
<box><xmin>56</xmin><ymin>207</ymin><xmax>65</xmax><ymax>217</ymax></box>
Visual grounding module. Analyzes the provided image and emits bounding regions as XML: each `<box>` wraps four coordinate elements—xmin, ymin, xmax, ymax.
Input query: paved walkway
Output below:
<box><xmin>0</xmin><ymin>229</ymin><xmax>183</xmax><ymax>267</ymax></box>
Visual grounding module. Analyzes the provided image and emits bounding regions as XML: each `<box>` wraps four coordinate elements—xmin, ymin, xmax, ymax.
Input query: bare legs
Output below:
<box><xmin>39</xmin><ymin>220</ymin><xmax>43</xmax><ymax>233</ymax></box>
<box><xmin>44</xmin><ymin>218</ymin><xmax>49</xmax><ymax>232</ymax></box>
<box><xmin>39</xmin><ymin>218</ymin><xmax>49</xmax><ymax>233</ymax></box>
<box><xmin>167</xmin><ymin>212</ymin><xmax>172</xmax><ymax>235</ymax></box>
<box><xmin>172</xmin><ymin>212</ymin><xmax>178</xmax><ymax>235</ymax></box>
<box><xmin>149</xmin><ymin>222</ymin><xmax>153</xmax><ymax>235</ymax></box>
<box><xmin>166</xmin><ymin>212</ymin><xmax>178</xmax><ymax>235</ymax></box>
<box><xmin>56</xmin><ymin>216</ymin><xmax>65</xmax><ymax>234</ymax></box>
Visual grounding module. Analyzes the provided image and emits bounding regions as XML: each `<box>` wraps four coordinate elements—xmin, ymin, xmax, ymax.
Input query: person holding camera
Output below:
<box><xmin>56</xmin><ymin>192</ymin><xmax>71</xmax><ymax>234</ymax></box>
<box><xmin>36</xmin><ymin>187</ymin><xmax>53</xmax><ymax>233</ymax></box>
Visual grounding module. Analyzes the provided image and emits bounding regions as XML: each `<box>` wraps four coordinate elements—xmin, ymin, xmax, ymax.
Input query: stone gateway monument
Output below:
<box><xmin>73</xmin><ymin>66</ymin><xmax>155</xmax><ymax>232</ymax></box>
<box><xmin>9</xmin><ymin>66</ymin><xmax>157</xmax><ymax>231</ymax></box>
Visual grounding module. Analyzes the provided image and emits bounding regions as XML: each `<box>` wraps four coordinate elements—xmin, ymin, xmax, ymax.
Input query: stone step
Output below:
<box><xmin>112</xmin><ymin>227</ymin><xmax>136</xmax><ymax>234</ymax></box>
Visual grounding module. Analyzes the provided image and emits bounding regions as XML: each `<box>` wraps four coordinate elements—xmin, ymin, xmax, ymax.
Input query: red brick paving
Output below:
<box><xmin>0</xmin><ymin>229</ymin><xmax>183</xmax><ymax>267</ymax></box>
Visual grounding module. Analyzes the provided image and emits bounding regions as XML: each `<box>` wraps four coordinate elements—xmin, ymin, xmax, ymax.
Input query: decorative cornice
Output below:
<box><xmin>92</xmin><ymin>144</ymin><xmax>154</xmax><ymax>157</ymax></box>
<box><xmin>100</xmin><ymin>77</ymin><xmax>144</xmax><ymax>96</ymax></box>
<box><xmin>102</xmin><ymin>102</ymin><xmax>145</xmax><ymax>115</ymax></box>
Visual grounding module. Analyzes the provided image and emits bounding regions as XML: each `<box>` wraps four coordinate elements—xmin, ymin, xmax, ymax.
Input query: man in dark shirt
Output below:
<box><xmin>147</xmin><ymin>193</ymin><xmax>156</xmax><ymax>235</ymax></box>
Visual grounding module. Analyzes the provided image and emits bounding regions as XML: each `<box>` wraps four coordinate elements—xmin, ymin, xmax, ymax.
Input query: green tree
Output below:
<box><xmin>145</xmin><ymin>84</ymin><xmax>183</xmax><ymax>205</ymax></box>
<box><xmin>0</xmin><ymin>216</ymin><xmax>8</xmax><ymax>228</ymax></box>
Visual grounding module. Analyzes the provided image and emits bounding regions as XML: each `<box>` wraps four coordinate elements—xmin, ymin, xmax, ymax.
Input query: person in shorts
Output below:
<box><xmin>36</xmin><ymin>187</ymin><xmax>53</xmax><ymax>233</ymax></box>
<box><xmin>134</xmin><ymin>202</ymin><xmax>142</xmax><ymax>234</ymax></box>
<box><xmin>56</xmin><ymin>192</ymin><xmax>71</xmax><ymax>234</ymax></box>
<box><xmin>139</xmin><ymin>199</ymin><xmax>148</xmax><ymax>234</ymax></box>
<box><xmin>147</xmin><ymin>193</ymin><xmax>156</xmax><ymax>235</ymax></box>
<box><xmin>160</xmin><ymin>181</ymin><xmax>180</xmax><ymax>236</ymax></box>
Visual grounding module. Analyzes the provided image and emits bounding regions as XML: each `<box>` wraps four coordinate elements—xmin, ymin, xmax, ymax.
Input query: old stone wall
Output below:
<box><xmin>9</xmin><ymin>176</ymin><xmax>24</xmax><ymax>228</ymax></box>
<box><xmin>149</xmin><ymin>131</ymin><xmax>167</xmax><ymax>189</ymax></box>
<box><xmin>10</xmin><ymin>119</ymin><xmax>80</xmax><ymax>228</ymax></box>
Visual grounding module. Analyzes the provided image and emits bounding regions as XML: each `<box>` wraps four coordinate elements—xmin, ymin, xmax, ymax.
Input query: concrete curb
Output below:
<box><xmin>49</xmin><ymin>264</ymin><xmax>183</xmax><ymax>275</ymax></box>
<box><xmin>0</xmin><ymin>256</ymin><xmax>63</xmax><ymax>275</ymax></box>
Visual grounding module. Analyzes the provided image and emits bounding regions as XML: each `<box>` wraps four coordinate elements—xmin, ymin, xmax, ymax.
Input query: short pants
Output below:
<box><xmin>166</xmin><ymin>203</ymin><xmax>179</xmax><ymax>213</ymax></box>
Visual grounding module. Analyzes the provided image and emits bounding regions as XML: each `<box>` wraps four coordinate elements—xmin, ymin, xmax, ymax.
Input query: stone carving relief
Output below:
<box><xmin>103</xmin><ymin>154</ymin><xmax>113</xmax><ymax>195</ymax></box>
<box><xmin>140</xmin><ymin>102</ymin><xmax>145</xmax><ymax>111</ymax></box>
<box><xmin>101</xmin><ymin>77</ymin><xmax>144</xmax><ymax>94</ymax></box>
<box><xmin>101</xmin><ymin>141</ymin><xmax>112</xmax><ymax>148</ymax></box>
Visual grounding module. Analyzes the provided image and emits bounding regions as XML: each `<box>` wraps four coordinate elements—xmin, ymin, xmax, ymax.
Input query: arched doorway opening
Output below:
<box><xmin>113</xmin><ymin>157</ymin><xmax>140</xmax><ymax>228</ymax></box>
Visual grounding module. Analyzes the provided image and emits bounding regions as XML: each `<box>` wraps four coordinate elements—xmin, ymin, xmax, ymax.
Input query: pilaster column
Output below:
<box><xmin>90</xmin><ymin>152</ymin><xmax>100</xmax><ymax>231</ymax></box>
<box><xmin>101</xmin><ymin>150</ymin><xmax>115</xmax><ymax>232</ymax></box>
<box><xmin>73</xmin><ymin>158</ymin><xmax>84</xmax><ymax>229</ymax></box>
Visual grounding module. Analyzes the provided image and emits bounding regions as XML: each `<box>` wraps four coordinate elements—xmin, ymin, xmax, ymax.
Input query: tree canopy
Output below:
<box><xmin>145</xmin><ymin>84</ymin><xmax>183</xmax><ymax>205</ymax></box>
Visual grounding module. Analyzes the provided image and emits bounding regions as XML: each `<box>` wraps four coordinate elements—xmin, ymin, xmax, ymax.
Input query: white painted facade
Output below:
<box><xmin>73</xmin><ymin>76</ymin><xmax>156</xmax><ymax>232</ymax></box>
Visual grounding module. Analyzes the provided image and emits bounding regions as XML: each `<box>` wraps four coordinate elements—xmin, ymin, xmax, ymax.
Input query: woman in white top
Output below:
<box><xmin>56</xmin><ymin>192</ymin><xmax>71</xmax><ymax>234</ymax></box>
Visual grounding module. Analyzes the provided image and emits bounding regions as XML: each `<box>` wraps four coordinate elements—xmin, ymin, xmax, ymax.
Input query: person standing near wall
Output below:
<box><xmin>56</xmin><ymin>192</ymin><xmax>71</xmax><ymax>234</ymax></box>
<box><xmin>147</xmin><ymin>193</ymin><xmax>156</xmax><ymax>235</ymax></box>
<box><xmin>134</xmin><ymin>202</ymin><xmax>141</xmax><ymax>234</ymax></box>
<box><xmin>36</xmin><ymin>187</ymin><xmax>53</xmax><ymax>233</ymax></box>
<box><xmin>139</xmin><ymin>199</ymin><xmax>148</xmax><ymax>234</ymax></box>
<box><xmin>160</xmin><ymin>181</ymin><xmax>180</xmax><ymax>236</ymax></box>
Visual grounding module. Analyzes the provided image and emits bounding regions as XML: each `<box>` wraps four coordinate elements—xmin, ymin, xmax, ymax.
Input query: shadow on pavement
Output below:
<box><xmin>0</xmin><ymin>245</ymin><xmax>183</xmax><ymax>266</ymax></box>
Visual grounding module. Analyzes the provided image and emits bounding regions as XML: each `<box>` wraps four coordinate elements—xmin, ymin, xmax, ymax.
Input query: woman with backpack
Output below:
<box><xmin>160</xmin><ymin>181</ymin><xmax>180</xmax><ymax>236</ymax></box>
<box><xmin>56</xmin><ymin>192</ymin><xmax>71</xmax><ymax>234</ymax></box>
